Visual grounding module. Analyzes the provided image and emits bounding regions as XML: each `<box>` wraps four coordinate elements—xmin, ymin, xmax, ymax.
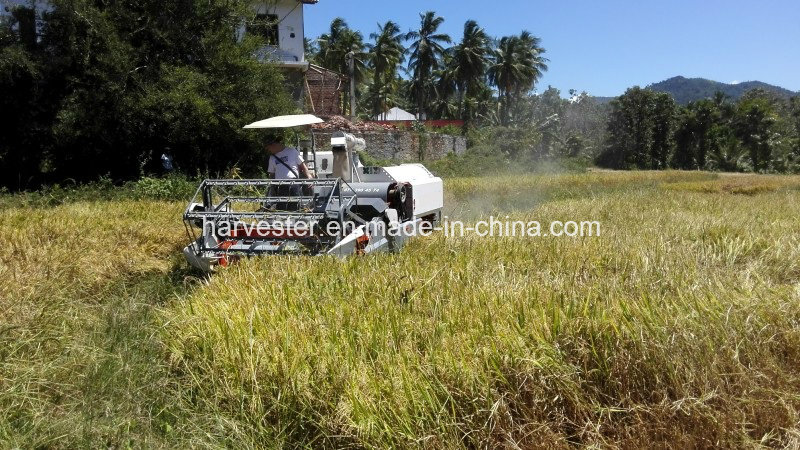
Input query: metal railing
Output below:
<box><xmin>183</xmin><ymin>178</ymin><xmax>358</xmax><ymax>257</ymax></box>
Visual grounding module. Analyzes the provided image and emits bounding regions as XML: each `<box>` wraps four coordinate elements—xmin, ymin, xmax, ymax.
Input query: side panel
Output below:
<box><xmin>382</xmin><ymin>164</ymin><xmax>443</xmax><ymax>218</ymax></box>
<box><xmin>409</xmin><ymin>178</ymin><xmax>444</xmax><ymax>217</ymax></box>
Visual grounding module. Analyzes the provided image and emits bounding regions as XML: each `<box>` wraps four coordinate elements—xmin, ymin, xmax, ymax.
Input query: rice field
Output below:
<box><xmin>2</xmin><ymin>171</ymin><xmax>800</xmax><ymax>448</ymax></box>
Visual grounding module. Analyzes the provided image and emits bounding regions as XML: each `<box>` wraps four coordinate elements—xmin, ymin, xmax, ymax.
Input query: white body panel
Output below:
<box><xmin>313</xmin><ymin>151</ymin><xmax>334</xmax><ymax>177</ymax></box>
<box><xmin>382</xmin><ymin>164</ymin><xmax>444</xmax><ymax>218</ymax></box>
<box><xmin>313</xmin><ymin>151</ymin><xmax>363</xmax><ymax>179</ymax></box>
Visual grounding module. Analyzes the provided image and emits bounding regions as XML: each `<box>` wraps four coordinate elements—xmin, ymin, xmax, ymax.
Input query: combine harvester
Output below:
<box><xmin>183</xmin><ymin>115</ymin><xmax>443</xmax><ymax>272</ymax></box>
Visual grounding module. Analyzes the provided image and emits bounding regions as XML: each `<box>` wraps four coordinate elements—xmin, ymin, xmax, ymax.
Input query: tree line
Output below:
<box><xmin>598</xmin><ymin>88</ymin><xmax>800</xmax><ymax>173</ymax></box>
<box><xmin>0</xmin><ymin>0</ymin><xmax>293</xmax><ymax>190</ymax></box>
<box><xmin>2</xmin><ymin>2</ymin><xmax>798</xmax><ymax>191</ymax></box>
<box><xmin>307</xmin><ymin>13</ymin><xmax>548</xmax><ymax>127</ymax></box>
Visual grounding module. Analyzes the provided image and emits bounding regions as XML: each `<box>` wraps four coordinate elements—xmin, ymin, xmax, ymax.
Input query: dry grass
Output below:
<box><xmin>2</xmin><ymin>171</ymin><xmax>800</xmax><ymax>448</ymax></box>
<box><xmin>0</xmin><ymin>201</ymin><xmax>191</xmax><ymax>447</ymax></box>
<box><xmin>164</xmin><ymin>171</ymin><xmax>800</xmax><ymax>448</ymax></box>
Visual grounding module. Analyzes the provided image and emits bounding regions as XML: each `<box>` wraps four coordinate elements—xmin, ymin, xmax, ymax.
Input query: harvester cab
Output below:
<box><xmin>182</xmin><ymin>115</ymin><xmax>443</xmax><ymax>272</ymax></box>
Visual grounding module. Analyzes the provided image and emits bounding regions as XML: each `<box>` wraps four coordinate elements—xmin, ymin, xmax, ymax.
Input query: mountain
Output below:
<box><xmin>647</xmin><ymin>76</ymin><xmax>798</xmax><ymax>104</ymax></box>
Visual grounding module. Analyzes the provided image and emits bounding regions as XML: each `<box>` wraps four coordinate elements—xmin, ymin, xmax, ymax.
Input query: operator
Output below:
<box><xmin>266</xmin><ymin>137</ymin><xmax>312</xmax><ymax>181</ymax></box>
<box><xmin>266</xmin><ymin>137</ymin><xmax>312</xmax><ymax>210</ymax></box>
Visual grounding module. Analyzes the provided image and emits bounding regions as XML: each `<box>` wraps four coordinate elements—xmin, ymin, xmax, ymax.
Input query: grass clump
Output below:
<box><xmin>662</xmin><ymin>173</ymin><xmax>799</xmax><ymax>195</ymax></box>
<box><xmin>0</xmin><ymin>200</ymin><xmax>198</xmax><ymax>447</ymax></box>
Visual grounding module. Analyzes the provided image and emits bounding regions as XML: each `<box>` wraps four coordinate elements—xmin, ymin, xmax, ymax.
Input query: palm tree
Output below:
<box><xmin>315</xmin><ymin>18</ymin><xmax>368</xmax><ymax>84</ymax></box>
<box><xmin>515</xmin><ymin>31</ymin><xmax>548</xmax><ymax>95</ymax></box>
<box><xmin>314</xmin><ymin>18</ymin><xmax>369</xmax><ymax>116</ymax></box>
<box><xmin>488</xmin><ymin>32</ymin><xmax>548</xmax><ymax>125</ymax></box>
<box><xmin>363</xmin><ymin>76</ymin><xmax>403</xmax><ymax>119</ymax></box>
<box><xmin>367</xmin><ymin>21</ymin><xmax>406</xmax><ymax>118</ymax></box>
<box><xmin>487</xmin><ymin>36</ymin><xmax>522</xmax><ymax>125</ymax></box>
<box><xmin>450</xmin><ymin>20</ymin><xmax>491</xmax><ymax>121</ymax></box>
<box><xmin>405</xmin><ymin>11</ymin><xmax>451</xmax><ymax>119</ymax></box>
<box><xmin>314</xmin><ymin>18</ymin><xmax>346</xmax><ymax>68</ymax></box>
<box><xmin>431</xmin><ymin>52</ymin><xmax>458</xmax><ymax>119</ymax></box>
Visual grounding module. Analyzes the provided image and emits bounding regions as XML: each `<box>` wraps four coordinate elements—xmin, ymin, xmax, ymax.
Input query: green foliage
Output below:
<box><xmin>0</xmin><ymin>175</ymin><xmax>199</xmax><ymax>209</ymax></box>
<box><xmin>598</xmin><ymin>86</ymin><xmax>798</xmax><ymax>173</ymax></box>
<box><xmin>313</xmin><ymin>18</ymin><xmax>368</xmax><ymax>81</ymax></box>
<box><xmin>308</xmin><ymin>18</ymin><xmax>557</xmax><ymax>132</ymax></box>
<box><xmin>405</xmin><ymin>11</ymin><xmax>451</xmax><ymax>119</ymax></box>
<box><xmin>792</xmin><ymin>98</ymin><xmax>800</xmax><ymax>158</ymax></box>
<box><xmin>0</xmin><ymin>0</ymin><xmax>293</xmax><ymax>191</ymax></box>
<box><xmin>734</xmin><ymin>95</ymin><xmax>777</xmax><ymax>172</ymax></box>
<box><xmin>597</xmin><ymin>87</ymin><xmax>677</xmax><ymax>169</ymax></box>
<box><xmin>487</xmin><ymin>32</ymin><xmax>548</xmax><ymax>126</ymax></box>
<box><xmin>447</xmin><ymin>20</ymin><xmax>492</xmax><ymax>125</ymax></box>
<box><xmin>365</xmin><ymin>21</ymin><xmax>406</xmax><ymax>118</ymax></box>
<box><xmin>426</xmin><ymin>126</ymin><xmax>590</xmax><ymax>178</ymax></box>
<box><xmin>132</xmin><ymin>176</ymin><xmax>198</xmax><ymax>201</ymax></box>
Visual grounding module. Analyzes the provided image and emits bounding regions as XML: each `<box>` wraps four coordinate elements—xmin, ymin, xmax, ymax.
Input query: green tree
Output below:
<box><xmin>0</xmin><ymin>0</ymin><xmax>293</xmax><ymax>188</ymax></box>
<box><xmin>487</xmin><ymin>32</ymin><xmax>548</xmax><ymax>125</ymax></box>
<box><xmin>705</xmin><ymin>93</ymin><xmax>745</xmax><ymax>172</ymax></box>
<box><xmin>790</xmin><ymin>97</ymin><xmax>800</xmax><ymax>158</ymax></box>
<box><xmin>430</xmin><ymin>52</ymin><xmax>458</xmax><ymax>119</ymax></box>
<box><xmin>406</xmin><ymin>11</ymin><xmax>451</xmax><ymax>119</ymax></box>
<box><xmin>366</xmin><ymin>20</ymin><xmax>405</xmax><ymax>118</ymax></box>
<box><xmin>598</xmin><ymin>87</ymin><xmax>673</xmax><ymax>169</ymax></box>
<box><xmin>650</xmin><ymin>93</ymin><xmax>676</xmax><ymax>169</ymax></box>
<box><xmin>449</xmin><ymin>20</ymin><xmax>491</xmax><ymax>122</ymax></box>
<box><xmin>314</xmin><ymin>18</ymin><xmax>368</xmax><ymax>84</ymax></box>
<box><xmin>734</xmin><ymin>95</ymin><xmax>776</xmax><ymax>172</ymax></box>
<box><xmin>561</xmin><ymin>91</ymin><xmax>609</xmax><ymax>159</ymax></box>
<box><xmin>0</xmin><ymin>4</ymin><xmax>46</xmax><ymax>189</ymax></box>
<box><xmin>673</xmin><ymin>99</ymin><xmax>717</xmax><ymax>169</ymax></box>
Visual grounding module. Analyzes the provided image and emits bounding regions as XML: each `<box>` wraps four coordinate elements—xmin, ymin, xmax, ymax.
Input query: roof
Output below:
<box><xmin>374</xmin><ymin>107</ymin><xmax>416</xmax><ymax>121</ymax></box>
<box><xmin>243</xmin><ymin>114</ymin><xmax>324</xmax><ymax>129</ymax></box>
<box><xmin>307</xmin><ymin>64</ymin><xmax>346</xmax><ymax>79</ymax></box>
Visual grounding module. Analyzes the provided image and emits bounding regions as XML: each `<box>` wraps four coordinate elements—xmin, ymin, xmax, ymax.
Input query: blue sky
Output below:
<box><xmin>304</xmin><ymin>0</ymin><xmax>800</xmax><ymax>97</ymax></box>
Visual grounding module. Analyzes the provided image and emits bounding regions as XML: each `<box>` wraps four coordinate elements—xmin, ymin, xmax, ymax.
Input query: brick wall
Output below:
<box><xmin>312</xmin><ymin>131</ymin><xmax>466</xmax><ymax>161</ymax></box>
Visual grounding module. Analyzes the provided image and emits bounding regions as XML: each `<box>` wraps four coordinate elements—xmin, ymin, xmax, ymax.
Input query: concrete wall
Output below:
<box><xmin>312</xmin><ymin>131</ymin><xmax>467</xmax><ymax>161</ymax></box>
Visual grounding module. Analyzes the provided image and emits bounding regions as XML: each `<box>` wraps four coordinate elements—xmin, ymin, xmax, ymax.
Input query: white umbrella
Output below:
<box><xmin>243</xmin><ymin>114</ymin><xmax>324</xmax><ymax>129</ymax></box>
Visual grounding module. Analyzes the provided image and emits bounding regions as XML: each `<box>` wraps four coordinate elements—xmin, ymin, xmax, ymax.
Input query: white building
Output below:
<box><xmin>237</xmin><ymin>0</ymin><xmax>348</xmax><ymax>113</ymax></box>
<box><xmin>374</xmin><ymin>107</ymin><xmax>417</xmax><ymax>121</ymax></box>
<box><xmin>239</xmin><ymin>0</ymin><xmax>318</xmax><ymax>70</ymax></box>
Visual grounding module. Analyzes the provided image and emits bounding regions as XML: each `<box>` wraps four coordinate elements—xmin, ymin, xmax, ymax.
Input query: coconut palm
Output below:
<box><xmin>367</xmin><ymin>20</ymin><xmax>406</xmax><ymax>118</ymax></box>
<box><xmin>315</xmin><ymin>18</ymin><xmax>368</xmax><ymax>84</ymax></box>
<box><xmin>405</xmin><ymin>11</ymin><xmax>451</xmax><ymax>119</ymax></box>
<box><xmin>450</xmin><ymin>20</ymin><xmax>491</xmax><ymax>120</ymax></box>
<box><xmin>362</xmin><ymin>77</ymin><xmax>404</xmax><ymax>120</ymax></box>
<box><xmin>430</xmin><ymin>53</ymin><xmax>459</xmax><ymax>119</ymax></box>
<box><xmin>515</xmin><ymin>31</ymin><xmax>548</xmax><ymax>93</ymax></box>
<box><xmin>488</xmin><ymin>32</ymin><xmax>548</xmax><ymax>125</ymax></box>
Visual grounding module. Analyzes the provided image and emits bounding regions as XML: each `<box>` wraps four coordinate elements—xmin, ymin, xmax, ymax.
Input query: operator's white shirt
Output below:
<box><xmin>268</xmin><ymin>147</ymin><xmax>304</xmax><ymax>179</ymax></box>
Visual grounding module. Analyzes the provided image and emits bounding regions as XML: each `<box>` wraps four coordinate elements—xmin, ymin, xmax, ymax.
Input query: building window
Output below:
<box><xmin>249</xmin><ymin>13</ymin><xmax>279</xmax><ymax>46</ymax></box>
